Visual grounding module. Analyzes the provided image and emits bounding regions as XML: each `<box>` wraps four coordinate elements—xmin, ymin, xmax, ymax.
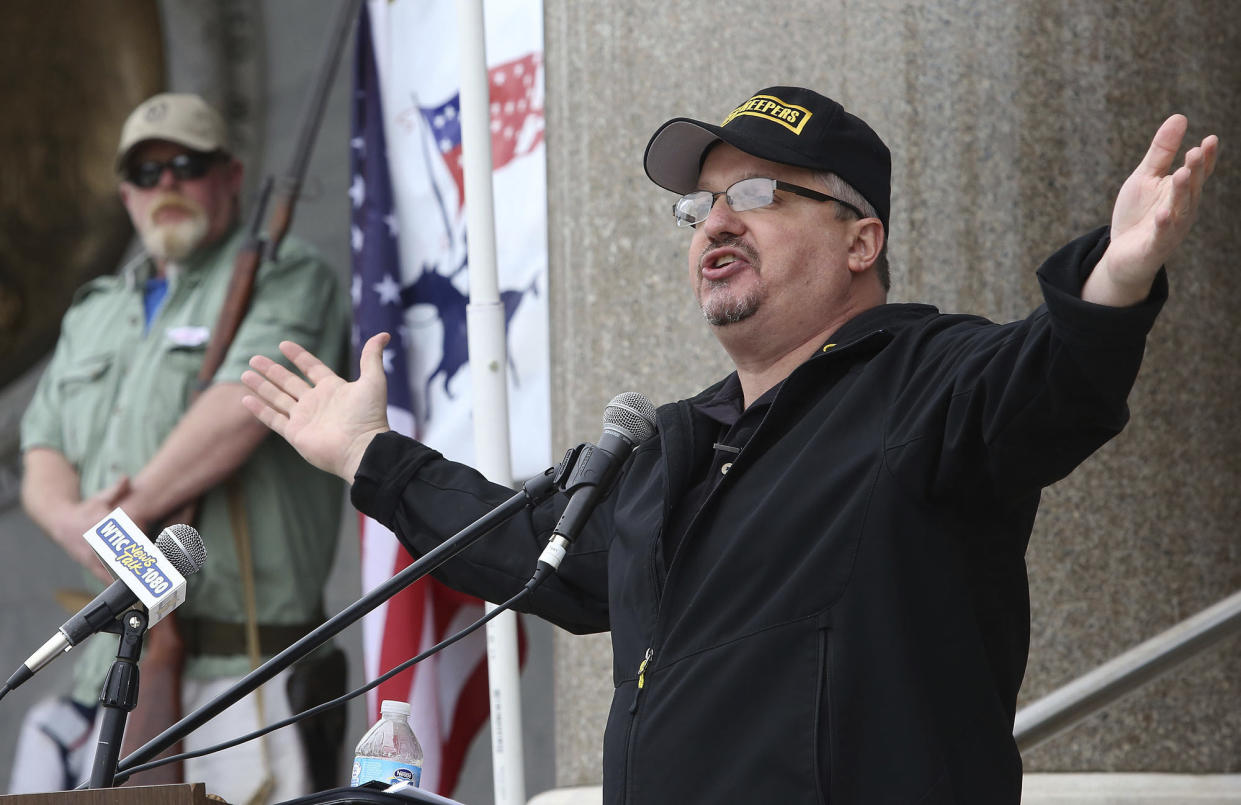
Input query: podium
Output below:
<box><xmin>0</xmin><ymin>785</ymin><xmax>213</xmax><ymax>805</ymax></box>
<box><xmin>0</xmin><ymin>784</ymin><xmax>463</xmax><ymax>805</ymax></box>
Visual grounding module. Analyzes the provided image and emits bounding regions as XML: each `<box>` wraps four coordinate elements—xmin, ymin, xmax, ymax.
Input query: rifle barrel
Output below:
<box><xmin>285</xmin><ymin>0</ymin><xmax>364</xmax><ymax>192</ymax></box>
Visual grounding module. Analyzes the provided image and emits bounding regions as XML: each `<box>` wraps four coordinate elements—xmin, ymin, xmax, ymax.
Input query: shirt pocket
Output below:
<box><xmin>56</xmin><ymin>353</ymin><xmax>116</xmax><ymax>466</ymax></box>
<box><xmin>150</xmin><ymin>341</ymin><xmax>209</xmax><ymax>430</ymax></box>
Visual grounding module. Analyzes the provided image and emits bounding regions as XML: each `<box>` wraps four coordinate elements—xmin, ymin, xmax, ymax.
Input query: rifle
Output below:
<box><xmin>119</xmin><ymin>0</ymin><xmax>363</xmax><ymax>788</ymax></box>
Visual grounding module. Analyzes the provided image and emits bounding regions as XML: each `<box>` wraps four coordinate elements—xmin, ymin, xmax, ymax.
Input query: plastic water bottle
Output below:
<box><xmin>350</xmin><ymin>699</ymin><xmax>424</xmax><ymax>787</ymax></box>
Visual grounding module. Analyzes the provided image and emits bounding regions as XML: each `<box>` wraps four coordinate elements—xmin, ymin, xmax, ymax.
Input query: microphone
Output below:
<box><xmin>537</xmin><ymin>392</ymin><xmax>656</xmax><ymax>574</ymax></box>
<box><xmin>2</xmin><ymin>512</ymin><xmax>205</xmax><ymax>698</ymax></box>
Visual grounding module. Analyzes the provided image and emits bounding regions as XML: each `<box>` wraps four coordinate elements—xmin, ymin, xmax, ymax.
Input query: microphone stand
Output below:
<box><xmin>90</xmin><ymin>609</ymin><xmax>148</xmax><ymax>789</ymax></box>
<box><xmin>111</xmin><ymin>466</ymin><xmax>562</xmax><ymax>785</ymax></box>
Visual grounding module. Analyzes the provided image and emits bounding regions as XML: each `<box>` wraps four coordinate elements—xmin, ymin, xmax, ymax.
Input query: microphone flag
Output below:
<box><xmin>81</xmin><ymin>508</ymin><xmax>188</xmax><ymax>627</ymax></box>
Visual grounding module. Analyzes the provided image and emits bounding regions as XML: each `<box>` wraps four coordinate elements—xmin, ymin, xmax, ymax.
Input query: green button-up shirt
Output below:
<box><xmin>22</xmin><ymin>225</ymin><xmax>349</xmax><ymax>696</ymax></box>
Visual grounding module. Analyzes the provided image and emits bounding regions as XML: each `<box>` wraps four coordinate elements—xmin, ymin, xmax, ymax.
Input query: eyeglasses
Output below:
<box><xmin>673</xmin><ymin>177</ymin><xmax>865</xmax><ymax>228</ymax></box>
<box><xmin>123</xmin><ymin>152</ymin><xmax>221</xmax><ymax>189</ymax></box>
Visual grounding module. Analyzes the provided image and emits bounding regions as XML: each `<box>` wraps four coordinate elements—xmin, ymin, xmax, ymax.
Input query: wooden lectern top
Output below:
<box><xmin>0</xmin><ymin>784</ymin><xmax>219</xmax><ymax>805</ymax></box>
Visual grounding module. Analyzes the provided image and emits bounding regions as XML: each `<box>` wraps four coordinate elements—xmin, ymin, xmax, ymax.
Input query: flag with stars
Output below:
<box><xmin>419</xmin><ymin>51</ymin><xmax>545</xmax><ymax>211</ymax></box>
<box><xmin>350</xmin><ymin>0</ymin><xmax>548</xmax><ymax>798</ymax></box>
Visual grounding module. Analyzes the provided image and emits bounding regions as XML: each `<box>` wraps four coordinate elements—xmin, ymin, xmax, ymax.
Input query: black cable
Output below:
<box><xmin>119</xmin><ymin>582</ymin><xmax>537</xmax><ymax>781</ymax></box>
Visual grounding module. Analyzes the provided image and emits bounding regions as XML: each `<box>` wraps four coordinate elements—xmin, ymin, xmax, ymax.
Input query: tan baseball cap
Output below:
<box><xmin>115</xmin><ymin>93</ymin><xmax>229</xmax><ymax>171</ymax></box>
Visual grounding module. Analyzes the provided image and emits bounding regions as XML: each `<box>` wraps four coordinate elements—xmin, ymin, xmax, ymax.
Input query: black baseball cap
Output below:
<box><xmin>644</xmin><ymin>86</ymin><xmax>891</xmax><ymax>230</ymax></box>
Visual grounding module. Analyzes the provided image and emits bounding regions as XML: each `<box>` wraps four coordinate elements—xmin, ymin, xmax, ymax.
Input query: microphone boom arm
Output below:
<box><xmin>112</xmin><ymin>467</ymin><xmax>558</xmax><ymax>783</ymax></box>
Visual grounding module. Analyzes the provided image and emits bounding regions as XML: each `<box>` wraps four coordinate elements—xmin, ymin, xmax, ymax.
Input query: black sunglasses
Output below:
<box><xmin>124</xmin><ymin>152</ymin><xmax>221</xmax><ymax>189</ymax></box>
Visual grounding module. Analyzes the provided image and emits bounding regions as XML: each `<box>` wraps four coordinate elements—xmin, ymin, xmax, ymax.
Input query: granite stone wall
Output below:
<box><xmin>543</xmin><ymin>0</ymin><xmax>1241</xmax><ymax>785</ymax></box>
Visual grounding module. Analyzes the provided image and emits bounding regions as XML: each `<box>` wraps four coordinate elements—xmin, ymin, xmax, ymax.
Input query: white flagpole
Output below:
<box><xmin>455</xmin><ymin>2</ymin><xmax>526</xmax><ymax>805</ymax></box>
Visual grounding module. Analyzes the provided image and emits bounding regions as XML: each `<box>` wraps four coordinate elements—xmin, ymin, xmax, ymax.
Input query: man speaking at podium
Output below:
<box><xmin>14</xmin><ymin>93</ymin><xmax>348</xmax><ymax>803</ymax></box>
<box><xmin>242</xmin><ymin>87</ymin><xmax>1217</xmax><ymax>803</ymax></box>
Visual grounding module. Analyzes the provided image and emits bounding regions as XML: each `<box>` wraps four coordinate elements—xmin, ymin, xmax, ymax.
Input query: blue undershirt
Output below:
<box><xmin>143</xmin><ymin>276</ymin><xmax>168</xmax><ymax>332</ymax></box>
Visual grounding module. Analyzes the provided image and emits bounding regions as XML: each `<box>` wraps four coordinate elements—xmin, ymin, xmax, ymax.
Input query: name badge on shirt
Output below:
<box><xmin>166</xmin><ymin>325</ymin><xmax>210</xmax><ymax>348</ymax></box>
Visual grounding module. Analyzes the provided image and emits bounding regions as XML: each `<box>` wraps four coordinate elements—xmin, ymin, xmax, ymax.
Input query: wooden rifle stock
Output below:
<box><xmin>117</xmin><ymin>1</ymin><xmax>362</xmax><ymax>787</ymax></box>
<box><xmin>193</xmin><ymin>176</ymin><xmax>273</xmax><ymax>394</ymax></box>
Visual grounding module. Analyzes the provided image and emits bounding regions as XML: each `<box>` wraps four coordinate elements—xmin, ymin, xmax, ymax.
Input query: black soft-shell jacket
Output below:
<box><xmin>353</xmin><ymin>229</ymin><xmax>1166</xmax><ymax>804</ymax></box>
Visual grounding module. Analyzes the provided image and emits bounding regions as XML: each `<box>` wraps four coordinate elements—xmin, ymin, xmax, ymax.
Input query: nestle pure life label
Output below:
<box><xmin>351</xmin><ymin>757</ymin><xmax>422</xmax><ymax>788</ymax></box>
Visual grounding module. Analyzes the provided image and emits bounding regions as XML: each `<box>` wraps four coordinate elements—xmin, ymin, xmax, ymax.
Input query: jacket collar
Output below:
<box><xmin>682</xmin><ymin>302</ymin><xmax>939</xmax><ymax>410</ymax></box>
<box><xmin>818</xmin><ymin>302</ymin><xmax>938</xmax><ymax>351</ymax></box>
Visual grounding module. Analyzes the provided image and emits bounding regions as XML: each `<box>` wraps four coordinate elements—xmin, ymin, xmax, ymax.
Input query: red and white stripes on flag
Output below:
<box><xmin>358</xmin><ymin>514</ymin><xmax>501</xmax><ymax>794</ymax></box>
<box><xmin>350</xmin><ymin>0</ymin><xmax>549</xmax><ymax>796</ymax></box>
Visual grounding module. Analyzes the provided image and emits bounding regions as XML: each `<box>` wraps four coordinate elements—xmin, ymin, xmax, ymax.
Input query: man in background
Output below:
<box><xmin>12</xmin><ymin>93</ymin><xmax>349</xmax><ymax>803</ymax></box>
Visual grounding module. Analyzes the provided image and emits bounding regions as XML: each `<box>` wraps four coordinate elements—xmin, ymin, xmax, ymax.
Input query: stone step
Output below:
<box><xmin>526</xmin><ymin>775</ymin><xmax>1241</xmax><ymax>805</ymax></box>
<box><xmin>1023</xmin><ymin>773</ymin><xmax>1241</xmax><ymax>803</ymax></box>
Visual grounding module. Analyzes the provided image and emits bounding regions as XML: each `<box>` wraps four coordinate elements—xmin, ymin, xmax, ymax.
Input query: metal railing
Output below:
<box><xmin>1014</xmin><ymin>588</ymin><xmax>1241</xmax><ymax>751</ymax></box>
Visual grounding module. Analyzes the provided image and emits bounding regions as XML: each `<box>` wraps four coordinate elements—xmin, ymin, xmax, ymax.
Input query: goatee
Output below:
<box><xmin>701</xmin><ymin>282</ymin><xmax>762</xmax><ymax>326</ymax></box>
<box><xmin>137</xmin><ymin>194</ymin><xmax>209</xmax><ymax>261</ymax></box>
<box><xmin>698</xmin><ymin>237</ymin><xmax>762</xmax><ymax>326</ymax></box>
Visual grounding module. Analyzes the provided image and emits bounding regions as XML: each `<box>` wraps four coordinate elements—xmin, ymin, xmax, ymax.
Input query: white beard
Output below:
<box><xmin>136</xmin><ymin>197</ymin><xmax>209</xmax><ymax>261</ymax></box>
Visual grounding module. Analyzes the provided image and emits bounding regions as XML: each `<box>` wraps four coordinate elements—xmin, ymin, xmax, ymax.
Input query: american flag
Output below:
<box><xmin>349</xmin><ymin>5</ymin><xmax>497</xmax><ymax>795</ymax></box>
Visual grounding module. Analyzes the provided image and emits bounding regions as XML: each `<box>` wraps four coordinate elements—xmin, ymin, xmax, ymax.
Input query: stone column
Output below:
<box><xmin>544</xmin><ymin>0</ymin><xmax>1241</xmax><ymax>786</ymax></box>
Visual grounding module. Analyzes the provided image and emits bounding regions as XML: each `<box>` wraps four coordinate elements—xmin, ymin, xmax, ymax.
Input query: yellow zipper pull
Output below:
<box><xmin>637</xmin><ymin>648</ymin><xmax>653</xmax><ymax>689</ymax></box>
<box><xmin>630</xmin><ymin>648</ymin><xmax>654</xmax><ymax>713</ymax></box>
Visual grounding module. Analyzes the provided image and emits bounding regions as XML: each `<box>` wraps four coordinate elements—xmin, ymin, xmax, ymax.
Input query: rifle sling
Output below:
<box><xmin>227</xmin><ymin>478</ymin><xmax>275</xmax><ymax>805</ymax></box>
